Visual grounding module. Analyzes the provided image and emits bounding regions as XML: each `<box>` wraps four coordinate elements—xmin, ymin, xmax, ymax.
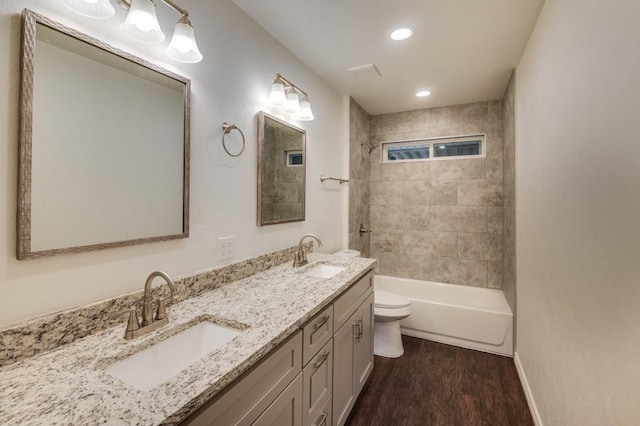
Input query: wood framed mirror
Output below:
<box><xmin>17</xmin><ymin>9</ymin><xmax>190</xmax><ymax>260</ymax></box>
<box><xmin>257</xmin><ymin>112</ymin><xmax>306</xmax><ymax>226</ymax></box>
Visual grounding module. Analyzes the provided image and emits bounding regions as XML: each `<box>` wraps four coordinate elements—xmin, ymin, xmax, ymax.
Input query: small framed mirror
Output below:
<box><xmin>257</xmin><ymin>112</ymin><xmax>306</xmax><ymax>226</ymax></box>
<box><xmin>17</xmin><ymin>10</ymin><xmax>190</xmax><ymax>259</ymax></box>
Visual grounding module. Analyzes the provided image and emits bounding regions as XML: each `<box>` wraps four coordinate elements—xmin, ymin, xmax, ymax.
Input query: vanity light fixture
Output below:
<box><xmin>268</xmin><ymin>73</ymin><xmax>315</xmax><ymax>121</ymax></box>
<box><xmin>61</xmin><ymin>0</ymin><xmax>115</xmax><ymax>19</ymax></box>
<box><xmin>120</xmin><ymin>0</ymin><xmax>165</xmax><ymax>43</ymax></box>
<box><xmin>61</xmin><ymin>0</ymin><xmax>203</xmax><ymax>63</ymax></box>
<box><xmin>416</xmin><ymin>90</ymin><xmax>431</xmax><ymax>97</ymax></box>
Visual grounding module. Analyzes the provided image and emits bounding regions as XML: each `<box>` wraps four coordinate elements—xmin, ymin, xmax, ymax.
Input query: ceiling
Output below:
<box><xmin>233</xmin><ymin>0</ymin><xmax>545</xmax><ymax>115</ymax></box>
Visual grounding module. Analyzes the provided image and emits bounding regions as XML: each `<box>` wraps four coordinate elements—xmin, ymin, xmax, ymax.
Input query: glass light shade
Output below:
<box><xmin>61</xmin><ymin>0</ymin><xmax>115</xmax><ymax>19</ymax></box>
<box><xmin>121</xmin><ymin>0</ymin><xmax>165</xmax><ymax>43</ymax></box>
<box><xmin>285</xmin><ymin>90</ymin><xmax>300</xmax><ymax>113</ymax></box>
<box><xmin>166</xmin><ymin>20</ymin><xmax>203</xmax><ymax>63</ymax></box>
<box><xmin>268</xmin><ymin>81</ymin><xmax>287</xmax><ymax>107</ymax></box>
<box><xmin>298</xmin><ymin>96</ymin><xmax>315</xmax><ymax>121</ymax></box>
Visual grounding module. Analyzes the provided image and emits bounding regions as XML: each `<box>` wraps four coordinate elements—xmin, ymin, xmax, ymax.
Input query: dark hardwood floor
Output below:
<box><xmin>346</xmin><ymin>336</ymin><xmax>534</xmax><ymax>426</ymax></box>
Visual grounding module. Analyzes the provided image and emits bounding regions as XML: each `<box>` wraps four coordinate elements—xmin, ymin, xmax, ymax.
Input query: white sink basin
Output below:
<box><xmin>105</xmin><ymin>321</ymin><xmax>241</xmax><ymax>391</ymax></box>
<box><xmin>304</xmin><ymin>263</ymin><xmax>346</xmax><ymax>279</ymax></box>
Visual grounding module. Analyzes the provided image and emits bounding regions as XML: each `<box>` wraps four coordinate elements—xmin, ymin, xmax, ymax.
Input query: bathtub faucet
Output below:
<box><xmin>293</xmin><ymin>234</ymin><xmax>323</xmax><ymax>267</ymax></box>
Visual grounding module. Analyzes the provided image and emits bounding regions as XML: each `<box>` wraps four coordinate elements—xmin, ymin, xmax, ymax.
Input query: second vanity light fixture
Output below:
<box><xmin>61</xmin><ymin>0</ymin><xmax>203</xmax><ymax>63</ymax></box>
<box><xmin>268</xmin><ymin>73</ymin><xmax>315</xmax><ymax>121</ymax></box>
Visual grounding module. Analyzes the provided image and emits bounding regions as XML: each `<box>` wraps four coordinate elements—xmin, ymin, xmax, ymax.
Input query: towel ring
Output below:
<box><xmin>221</xmin><ymin>122</ymin><xmax>245</xmax><ymax>157</ymax></box>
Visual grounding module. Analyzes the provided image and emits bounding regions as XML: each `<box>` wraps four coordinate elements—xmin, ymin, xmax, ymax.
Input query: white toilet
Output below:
<box><xmin>331</xmin><ymin>249</ymin><xmax>412</xmax><ymax>358</ymax></box>
<box><xmin>373</xmin><ymin>290</ymin><xmax>412</xmax><ymax>358</ymax></box>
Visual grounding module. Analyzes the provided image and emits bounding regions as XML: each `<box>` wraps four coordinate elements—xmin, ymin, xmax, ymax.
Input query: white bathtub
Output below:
<box><xmin>374</xmin><ymin>275</ymin><xmax>513</xmax><ymax>357</ymax></box>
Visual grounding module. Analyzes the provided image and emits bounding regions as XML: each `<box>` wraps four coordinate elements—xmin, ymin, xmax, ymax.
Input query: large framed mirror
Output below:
<box><xmin>17</xmin><ymin>9</ymin><xmax>190</xmax><ymax>260</ymax></box>
<box><xmin>257</xmin><ymin>112</ymin><xmax>306</xmax><ymax>226</ymax></box>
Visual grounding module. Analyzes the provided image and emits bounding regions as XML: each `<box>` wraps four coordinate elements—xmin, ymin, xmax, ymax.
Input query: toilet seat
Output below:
<box><xmin>374</xmin><ymin>290</ymin><xmax>410</xmax><ymax>309</ymax></box>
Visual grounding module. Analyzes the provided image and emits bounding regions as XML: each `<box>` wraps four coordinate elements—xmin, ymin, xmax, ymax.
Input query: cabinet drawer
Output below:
<box><xmin>302</xmin><ymin>340</ymin><xmax>332</xmax><ymax>426</ymax></box>
<box><xmin>183</xmin><ymin>331</ymin><xmax>302</xmax><ymax>426</ymax></box>
<box><xmin>302</xmin><ymin>304</ymin><xmax>333</xmax><ymax>366</ymax></box>
<box><xmin>333</xmin><ymin>270</ymin><xmax>373</xmax><ymax>331</ymax></box>
<box><xmin>253</xmin><ymin>373</ymin><xmax>303</xmax><ymax>426</ymax></box>
<box><xmin>309</xmin><ymin>397</ymin><xmax>331</xmax><ymax>426</ymax></box>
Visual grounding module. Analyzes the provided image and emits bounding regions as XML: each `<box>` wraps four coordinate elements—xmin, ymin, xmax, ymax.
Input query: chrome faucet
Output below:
<box><xmin>124</xmin><ymin>271</ymin><xmax>177</xmax><ymax>339</ymax></box>
<box><xmin>293</xmin><ymin>234</ymin><xmax>323</xmax><ymax>267</ymax></box>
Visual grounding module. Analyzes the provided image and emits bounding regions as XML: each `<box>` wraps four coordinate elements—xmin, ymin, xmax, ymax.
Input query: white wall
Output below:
<box><xmin>0</xmin><ymin>0</ymin><xmax>347</xmax><ymax>327</ymax></box>
<box><xmin>515</xmin><ymin>0</ymin><xmax>640</xmax><ymax>424</ymax></box>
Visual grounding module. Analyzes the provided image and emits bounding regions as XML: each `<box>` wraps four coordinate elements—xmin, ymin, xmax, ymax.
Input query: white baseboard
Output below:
<box><xmin>514</xmin><ymin>352</ymin><xmax>543</xmax><ymax>426</ymax></box>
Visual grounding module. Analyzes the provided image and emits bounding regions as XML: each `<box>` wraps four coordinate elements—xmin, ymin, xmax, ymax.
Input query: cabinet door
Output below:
<box><xmin>354</xmin><ymin>293</ymin><xmax>374</xmax><ymax>395</ymax></box>
<box><xmin>253</xmin><ymin>373</ymin><xmax>303</xmax><ymax>426</ymax></box>
<box><xmin>303</xmin><ymin>340</ymin><xmax>333</xmax><ymax>425</ymax></box>
<box><xmin>332</xmin><ymin>316</ymin><xmax>356</xmax><ymax>426</ymax></box>
<box><xmin>182</xmin><ymin>332</ymin><xmax>302</xmax><ymax>426</ymax></box>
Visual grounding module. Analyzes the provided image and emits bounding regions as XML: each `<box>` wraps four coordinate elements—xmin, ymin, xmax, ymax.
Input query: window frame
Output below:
<box><xmin>380</xmin><ymin>134</ymin><xmax>486</xmax><ymax>163</ymax></box>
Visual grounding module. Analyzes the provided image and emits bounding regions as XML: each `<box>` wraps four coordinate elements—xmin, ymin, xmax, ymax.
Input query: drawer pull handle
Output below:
<box><xmin>354</xmin><ymin>322</ymin><xmax>361</xmax><ymax>342</ymax></box>
<box><xmin>314</xmin><ymin>315</ymin><xmax>330</xmax><ymax>329</ymax></box>
<box><xmin>313</xmin><ymin>411</ymin><xmax>328</xmax><ymax>426</ymax></box>
<box><xmin>358</xmin><ymin>319</ymin><xmax>364</xmax><ymax>340</ymax></box>
<box><xmin>313</xmin><ymin>351</ymin><xmax>330</xmax><ymax>368</ymax></box>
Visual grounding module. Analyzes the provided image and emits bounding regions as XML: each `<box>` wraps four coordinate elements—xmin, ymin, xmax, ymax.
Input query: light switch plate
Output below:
<box><xmin>217</xmin><ymin>236</ymin><xmax>234</xmax><ymax>260</ymax></box>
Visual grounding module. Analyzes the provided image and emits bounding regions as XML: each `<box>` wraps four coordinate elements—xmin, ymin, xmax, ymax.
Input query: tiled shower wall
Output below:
<box><xmin>369</xmin><ymin>101</ymin><xmax>505</xmax><ymax>288</ymax></box>
<box><xmin>502</xmin><ymin>73</ymin><xmax>516</xmax><ymax>310</ymax></box>
<box><xmin>348</xmin><ymin>99</ymin><xmax>371</xmax><ymax>257</ymax></box>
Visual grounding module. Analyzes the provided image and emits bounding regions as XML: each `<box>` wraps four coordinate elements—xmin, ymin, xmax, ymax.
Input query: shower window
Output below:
<box><xmin>381</xmin><ymin>134</ymin><xmax>486</xmax><ymax>163</ymax></box>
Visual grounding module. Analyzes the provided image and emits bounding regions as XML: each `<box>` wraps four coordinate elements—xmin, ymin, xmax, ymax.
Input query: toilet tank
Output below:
<box><xmin>332</xmin><ymin>249</ymin><xmax>361</xmax><ymax>258</ymax></box>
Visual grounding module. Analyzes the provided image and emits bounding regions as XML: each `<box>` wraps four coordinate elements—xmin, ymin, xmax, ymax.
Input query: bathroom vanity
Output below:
<box><xmin>183</xmin><ymin>269</ymin><xmax>373</xmax><ymax>426</ymax></box>
<box><xmin>0</xmin><ymin>254</ymin><xmax>376</xmax><ymax>425</ymax></box>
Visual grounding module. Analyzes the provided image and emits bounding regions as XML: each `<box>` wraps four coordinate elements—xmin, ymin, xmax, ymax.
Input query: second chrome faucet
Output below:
<box><xmin>293</xmin><ymin>234</ymin><xmax>323</xmax><ymax>267</ymax></box>
<box><xmin>124</xmin><ymin>271</ymin><xmax>177</xmax><ymax>339</ymax></box>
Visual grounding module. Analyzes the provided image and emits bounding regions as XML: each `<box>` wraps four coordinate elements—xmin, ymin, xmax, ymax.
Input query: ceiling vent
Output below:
<box><xmin>348</xmin><ymin>63</ymin><xmax>382</xmax><ymax>79</ymax></box>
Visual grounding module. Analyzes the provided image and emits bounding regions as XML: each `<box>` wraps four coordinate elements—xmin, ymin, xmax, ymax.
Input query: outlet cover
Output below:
<box><xmin>217</xmin><ymin>236</ymin><xmax>234</xmax><ymax>260</ymax></box>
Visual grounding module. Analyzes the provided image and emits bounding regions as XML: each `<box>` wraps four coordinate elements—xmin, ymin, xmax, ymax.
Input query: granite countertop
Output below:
<box><xmin>0</xmin><ymin>254</ymin><xmax>376</xmax><ymax>425</ymax></box>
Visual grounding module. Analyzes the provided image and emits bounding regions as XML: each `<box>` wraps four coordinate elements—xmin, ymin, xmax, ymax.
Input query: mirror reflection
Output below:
<box><xmin>17</xmin><ymin>10</ymin><xmax>190</xmax><ymax>260</ymax></box>
<box><xmin>257</xmin><ymin>112</ymin><xmax>306</xmax><ymax>225</ymax></box>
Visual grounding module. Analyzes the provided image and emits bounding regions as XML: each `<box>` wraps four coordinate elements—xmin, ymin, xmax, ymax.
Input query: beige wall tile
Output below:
<box><xmin>431</xmin><ymin>159</ymin><xmax>486</xmax><ymax>180</ymax></box>
<box><xmin>403</xmin><ymin>206</ymin><xmax>431</xmax><ymax>230</ymax></box>
<box><xmin>429</xmin><ymin>257</ymin><xmax>487</xmax><ymax>287</ymax></box>
<box><xmin>431</xmin><ymin>102</ymin><xmax>489</xmax><ymax>135</ymax></box>
<box><xmin>487</xmin><ymin>260</ymin><xmax>503</xmax><ymax>289</ymax></box>
<box><xmin>403</xmin><ymin>180</ymin><xmax>433</xmax><ymax>205</ymax></box>
<box><xmin>486</xmin><ymin>135</ymin><xmax>504</xmax><ymax>159</ymax></box>
<box><xmin>371</xmin><ymin>231</ymin><xmax>403</xmax><ymax>253</ymax></box>
<box><xmin>380</xmin><ymin>161</ymin><xmax>428</xmax><ymax>181</ymax></box>
<box><xmin>371</xmin><ymin>109</ymin><xmax>431</xmax><ymax>135</ymax></box>
<box><xmin>370</xmin><ymin>205</ymin><xmax>429</xmax><ymax>230</ymax></box>
<box><xmin>457</xmin><ymin>179</ymin><xmax>503</xmax><ymax>206</ymax></box>
<box><xmin>431</xmin><ymin>180</ymin><xmax>458</xmax><ymax>205</ymax></box>
<box><xmin>488</xmin><ymin>206</ymin><xmax>504</xmax><ymax>235</ymax></box>
<box><xmin>486</xmin><ymin>157</ymin><xmax>503</xmax><ymax>179</ymax></box>
<box><xmin>369</xmin><ymin>155</ymin><xmax>381</xmax><ymax>182</ymax></box>
<box><xmin>431</xmin><ymin>206</ymin><xmax>487</xmax><ymax>233</ymax></box>
<box><xmin>376</xmin><ymin>252</ymin><xmax>430</xmax><ymax>280</ymax></box>
<box><xmin>404</xmin><ymin>231</ymin><xmax>457</xmax><ymax>257</ymax></box>
<box><xmin>458</xmin><ymin>233</ymin><xmax>502</xmax><ymax>260</ymax></box>
<box><xmin>370</xmin><ymin>181</ymin><xmax>403</xmax><ymax>206</ymax></box>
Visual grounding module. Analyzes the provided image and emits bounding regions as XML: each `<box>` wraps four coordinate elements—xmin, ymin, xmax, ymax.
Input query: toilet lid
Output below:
<box><xmin>374</xmin><ymin>290</ymin><xmax>410</xmax><ymax>308</ymax></box>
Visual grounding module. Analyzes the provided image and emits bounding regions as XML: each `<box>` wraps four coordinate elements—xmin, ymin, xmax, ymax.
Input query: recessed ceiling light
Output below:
<box><xmin>389</xmin><ymin>26</ymin><xmax>415</xmax><ymax>41</ymax></box>
<box><xmin>416</xmin><ymin>90</ymin><xmax>431</xmax><ymax>97</ymax></box>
